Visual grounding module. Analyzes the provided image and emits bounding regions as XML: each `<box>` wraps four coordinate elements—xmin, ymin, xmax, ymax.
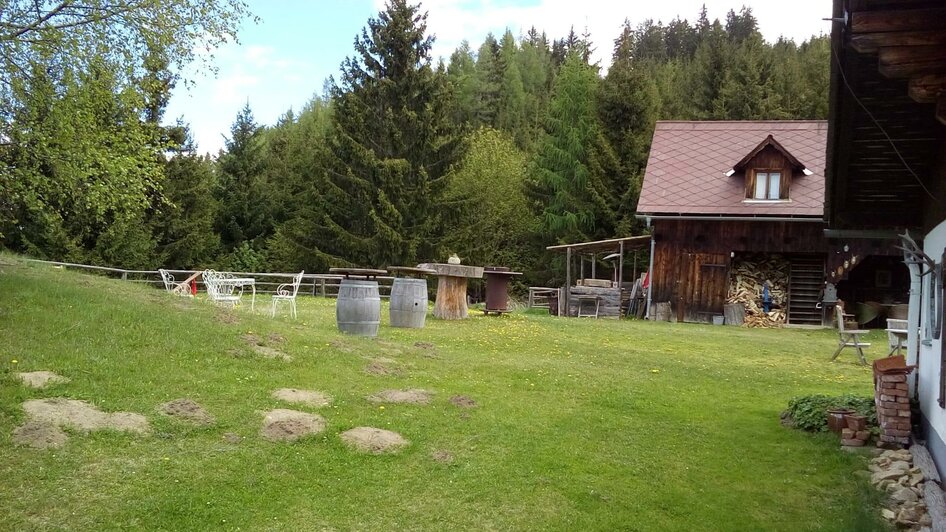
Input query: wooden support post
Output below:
<box><xmin>579</xmin><ymin>255</ymin><xmax>584</xmax><ymax>282</ymax></box>
<box><xmin>618</xmin><ymin>241</ymin><xmax>624</xmax><ymax>288</ymax></box>
<box><xmin>565</xmin><ymin>247</ymin><xmax>572</xmax><ymax>315</ymax></box>
<box><xmin>591</xmin><ymin>253</ymin><xmax>596</xmax><ymax>279</ymax></box>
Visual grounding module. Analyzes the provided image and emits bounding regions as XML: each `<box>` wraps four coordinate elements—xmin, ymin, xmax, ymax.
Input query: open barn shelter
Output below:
<box><xmin>546</xmin><ymin>236</ymin><xmax>650</xmax><ymax>318</ymax></box>
<box><xmin>637</xmin><ymin>120</ymin><xmax>907</xmax><ymax>325</ymax></box>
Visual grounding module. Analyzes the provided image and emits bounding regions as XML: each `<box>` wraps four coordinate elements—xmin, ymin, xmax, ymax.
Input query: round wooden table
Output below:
<box><xmin>328</xmin><ymin>267</ymin><xmax>388</xmax><ymax>279</ymax></box>
<box><xmin>387</xmin><ymin>266</ymin><xmax>437</xmax><ymax>278</ymax></box>
<box><xmin>418</xmin><ymin>263</ymin><xmax>484</xmax><ymax>320</ymax></box>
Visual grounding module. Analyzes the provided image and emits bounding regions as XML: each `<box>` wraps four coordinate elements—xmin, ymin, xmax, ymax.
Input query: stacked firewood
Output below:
<box><xmin>726</xmin><ymin>255</ymin><xmax>790</xmax><ymax>328</ymax></box>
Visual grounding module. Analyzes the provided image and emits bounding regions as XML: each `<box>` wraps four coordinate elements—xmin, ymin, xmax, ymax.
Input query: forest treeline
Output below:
<box><xmin>0</xmin><ymin>1</ymin><xmax>829</xmax><ymax>284</ymax></box>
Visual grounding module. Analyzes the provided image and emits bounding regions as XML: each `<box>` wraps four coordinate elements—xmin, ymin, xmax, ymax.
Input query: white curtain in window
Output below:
<box><xmin>754</xmin><ymin>173</ymin><xmax>768</xmax><ymax>199</ymax></box>
<box><xmin>768</xmin><ymin>172</ymin><xmax>781</xmax><ymax>200</ymax></box>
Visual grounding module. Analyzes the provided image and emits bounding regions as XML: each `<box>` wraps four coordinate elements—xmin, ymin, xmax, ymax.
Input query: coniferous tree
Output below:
<box><xmin>319</xmin><ymin>0</ymin><xmax>460</xmax><ymax>267</ymax></box>
<box><xmin>153</xmin><ymin>127</ymin><xmax>221</xmax><ymax>269</ymax></box>
<box><xmin>598</xmin><ymin>21</ymin><xmax>657</xmax><ymax>234</ymax></box>
<box><xmin>496</xmin><ymin>30</ymin><xmax>528</xmax><ymax>148</ymax></box>
<box><xmin>215</xmin><ymin>104</ymin><xmax>273</xmax><ymax>260</ymax></box>
<box><xmin>529</xmin><ymin>51</ymin><xmax>612</xmax><ymax>243</ymax></box>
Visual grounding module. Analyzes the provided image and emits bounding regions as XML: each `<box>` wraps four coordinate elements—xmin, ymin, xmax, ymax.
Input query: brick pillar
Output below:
<box><xmin>873</xmin><ymin>357</ymin><xmax>915</xmax><ymax>448</ymax></box>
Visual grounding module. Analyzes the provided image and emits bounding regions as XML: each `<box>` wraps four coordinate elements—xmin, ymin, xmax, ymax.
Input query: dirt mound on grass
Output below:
<box><xmin>340</xmin><ymin>427</ymin><xmax>409</xmax><ymax>454</ymax></box>
<box><xmin>22</xmin><ymin>398</ymin><xmax>150</xmax><ymax>435</ymax></box>
<box><xmin>367</xmin><ymin>389</ymin><xmax>432</xmax><ymax>405</ymax></box>
<box><xmin>12</xmin><ymin>421</ymin><xmax>68</xmax><ymax>449</ymax></box>
<box><xmin>260</xmin><ymin>409</ymin><xmax>325</xmax><ymax>442</ymax></box>
<box><xmin>364</xmin><ymin>359</ymin><xmax>403</xmax><ymax>377</ymax></box>
<box><xmin>414</xmin><ymin>342</ymin><xmax>436</xmax><ymax>350</ymax></box>
<box><xmin>16</xmin><ymin>371</ymin><xmax>70</xmax><ymax>389</ymax></box>
<box><xmin>267</xmin><ymin>332</ymin><xmax>286</xmax><ymax>344</ymax></box>
<box><xmin>215</xmin><ymin>312</ymin><xmax>239</xmax><ymax>325</ymax></box>
<box><xmin>271</xmin><ymin>388</ymin><xmax>331</xmax><ymax>407</ymax></box>
<box><xmin>159</xmin><ymin>399</ymin><xmax>215</xmax><ymax>426</ymax></box>
<box><xmin>253</xmin><ymin>345</ymin><xmax>292</xmax><ymax>362</ymax></box>
<box><xmin>449</xmin><ymin>395</ymin><xmax>477</xmax><ymax>408</ymax></box>
<box><xmin>329</xmin><ymin>339</ymin><xmax>356</xmax><ymax>354</ymax></box>
<box><xmin>240</xmin><ymin>333</ymin><xmax>291</xmax><ymax>361</ymax></box>
<box><xmin>431</xmin><ymin>449</ymin><xmax>454</xmax><ymax>463</ymax></box>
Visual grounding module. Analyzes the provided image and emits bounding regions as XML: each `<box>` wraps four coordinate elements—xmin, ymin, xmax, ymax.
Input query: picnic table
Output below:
<box><xmin>418</xmin><ymin>263</ymin><xmax>484</xmax><ymax>320</ymax></box>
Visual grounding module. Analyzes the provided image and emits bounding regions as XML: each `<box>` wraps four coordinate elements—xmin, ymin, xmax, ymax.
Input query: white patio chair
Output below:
<box><xmin>272</xmin><ymin>271</ymin><xmax>304</xmax><ymax>318</ymax></box>
<box><xmin>203</xmin><ymin>269</ymin><xmax>240</xmax><ymax>307</ymax></box>
<box><xmin>158</xmin><ymin>269</ymin><xmax>175</xmax><ymax>292</ymax></box>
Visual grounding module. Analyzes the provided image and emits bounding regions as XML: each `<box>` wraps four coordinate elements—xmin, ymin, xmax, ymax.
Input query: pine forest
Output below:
<box><xmin>0</xmin><ymin>1</ymin><xmax>831</xmax><ymax>285</ymax></box>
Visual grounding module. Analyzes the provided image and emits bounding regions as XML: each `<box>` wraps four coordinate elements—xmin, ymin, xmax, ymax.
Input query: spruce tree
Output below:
<box><xmin>528</xmin><ymin>51</ymin><xmax>614</xmax><ymax>243</ymax></box>
<box><xmin>598</xmin><ymin>21</ymin><xmax>658</xmax><ymax>234</ymax></box>
<box><xmin>319</xmin><ymin>0</ymin><xmax>460</xmax><ymax>267</ymax></box>
<box><xmin>215</xmin><ymin>104</ymin><xmax>273</xmax><ymax>256</ymax></box>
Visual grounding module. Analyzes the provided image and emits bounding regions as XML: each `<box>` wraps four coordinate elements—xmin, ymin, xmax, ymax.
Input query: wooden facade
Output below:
<box><xmin>649</xmin><ymin>219</ymin><xmax>827</xmax><ymax>323</ymax></box>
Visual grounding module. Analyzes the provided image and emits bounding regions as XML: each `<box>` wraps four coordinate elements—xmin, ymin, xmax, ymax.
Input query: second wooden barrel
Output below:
<box><xmin>390</xmin><ymin>278</ymin><xmax>428</xmax><ymax>328</ymax></box>
<box><xmin>336</xmin><ymin>279</ymin><xmax>381</xmax><ymax>337</ymax></box>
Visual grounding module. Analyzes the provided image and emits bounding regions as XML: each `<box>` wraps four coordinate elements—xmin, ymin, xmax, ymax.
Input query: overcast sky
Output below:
<box><xmin>164</xmin><ymin>0</ymin><xmax>833</xmax><ymax>155</ymax></box>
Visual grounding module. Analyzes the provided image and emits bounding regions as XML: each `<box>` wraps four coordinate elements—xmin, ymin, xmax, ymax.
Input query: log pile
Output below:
<box><xmin>726</xmin><ymin>254</ymin><xmax>790</xmax><ymax>328</ymax></box>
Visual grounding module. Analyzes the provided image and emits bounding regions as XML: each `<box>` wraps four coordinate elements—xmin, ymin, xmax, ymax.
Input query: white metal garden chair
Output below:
<box><xmin>158</xmin><ymin>269</ymin><xmax>175</xmax><ymax>292</ymax></box>
<box><xmin>830</xmin><ymin>302</ymin><xmax>870</xmax><ymax>365</ymax></box>
<box><xmin>272</xmin><ymin>271</ymin><xmax>304</xmax><ymax>318</ymax></box>
<box><xmin>203</xmin><ymin>269</ymin><xmax>241</xmax><ymax>307</ymax></box>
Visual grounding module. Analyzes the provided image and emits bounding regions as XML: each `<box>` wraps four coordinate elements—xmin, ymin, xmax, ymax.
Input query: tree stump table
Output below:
<box><xmin>418</xmin><ymin>263</ymin><xmax>484</xmax><ymax>320</ymax></box>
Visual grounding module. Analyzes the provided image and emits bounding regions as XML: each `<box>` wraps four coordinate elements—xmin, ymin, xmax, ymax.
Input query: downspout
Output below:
<box><xmin>906</xmin><ymin>259</ymin><xmax>922</xmax><ymax>398</ymax></box>
<box><xmin>646</xmin><ymin>216</ymin><xmax>655</xmax><ymax>320</ymax></box>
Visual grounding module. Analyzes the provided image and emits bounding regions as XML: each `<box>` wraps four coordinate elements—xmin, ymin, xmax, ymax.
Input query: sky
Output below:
<box><xmin>163</xmin><ymin>0</ymin><xmax>833</xmax><ymax>155</ymax></box>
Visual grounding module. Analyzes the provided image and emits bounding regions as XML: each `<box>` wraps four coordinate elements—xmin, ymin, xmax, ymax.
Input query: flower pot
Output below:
<box><xmin>845</xmin><ymin>414</ymin><xmax>868</xmax><ymax>431</ymax></box>
<box><xmin>827</xmin><ymin>408</ymin><xmax>855</xmax><ymax>433</ymax></box>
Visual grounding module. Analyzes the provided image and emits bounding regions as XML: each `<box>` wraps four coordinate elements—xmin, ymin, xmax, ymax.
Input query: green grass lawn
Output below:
<box><xmin>0</xmin><ymin>258</ymin><xmax>888</xmax><ymax>530</ymax></box>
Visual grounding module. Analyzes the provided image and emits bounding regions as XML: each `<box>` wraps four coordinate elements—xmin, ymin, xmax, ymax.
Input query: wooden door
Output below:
<box><xmin>678</xmin><ymin>253</ymin><xmax>730</xmax><ymax>322</ymax></box>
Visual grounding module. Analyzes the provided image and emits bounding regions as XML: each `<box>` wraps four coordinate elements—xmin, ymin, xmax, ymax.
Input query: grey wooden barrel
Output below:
<box><xmin>336</xmin><ymin>279</ymin><xmax>381</xmax><ymax>337</ymax></box>
<box><xmin>390</xmin><ymin>278</ymin><xmax>428</xmax><ymax>328</ymax></box>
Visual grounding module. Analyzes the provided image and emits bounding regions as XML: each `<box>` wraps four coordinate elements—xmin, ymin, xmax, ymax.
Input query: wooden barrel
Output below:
<box><xmin>390</xmin><ymin>278</ymin><xmax>428</xmax><ymax>328</ymax></box>
<box><xmin>336</xmin><ymin>279</ymin><xmax>381</xmax><ymax>337</ymax></box>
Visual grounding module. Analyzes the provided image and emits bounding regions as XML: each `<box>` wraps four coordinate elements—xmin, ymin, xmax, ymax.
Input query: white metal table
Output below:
<box><xmin>217</xmin><ymin>277</ymin><xmax>256</xmax><ymax>310</ymax></box>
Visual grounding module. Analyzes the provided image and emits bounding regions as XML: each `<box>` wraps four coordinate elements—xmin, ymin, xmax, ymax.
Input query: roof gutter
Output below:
<box><xmin>635</xmin><ymin>214</ymin><xmax>824</xmax><ymax>223</ymax></box>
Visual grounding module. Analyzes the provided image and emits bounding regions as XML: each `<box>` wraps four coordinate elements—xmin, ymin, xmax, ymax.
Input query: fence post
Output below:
<box><xmin>121</xmin><ymin>272</ymin><xmax>127</xmax><ymax>281</ymax></box>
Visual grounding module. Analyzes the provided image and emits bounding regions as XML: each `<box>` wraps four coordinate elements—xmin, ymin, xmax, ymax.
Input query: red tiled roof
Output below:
<box><xmin>637</xmin><ymin>120</ymin><xmax>827</xmax><ymax>217</ymax></box>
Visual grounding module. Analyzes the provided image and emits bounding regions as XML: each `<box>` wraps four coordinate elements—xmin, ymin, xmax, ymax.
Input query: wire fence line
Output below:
<box><xmin>21</xmin><ymin>259</ymin><xmax>399</xmax><ymax>298</ymax></box>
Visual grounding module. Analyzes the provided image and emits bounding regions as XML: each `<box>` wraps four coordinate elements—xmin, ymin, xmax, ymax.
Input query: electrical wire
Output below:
<box><xmin>831</xmin><ymin>39</ymin><xmax>940</xmax><ymax>204</ymax></box>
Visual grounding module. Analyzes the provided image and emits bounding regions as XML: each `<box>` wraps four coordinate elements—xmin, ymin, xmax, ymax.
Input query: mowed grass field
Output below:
<box><xmin>0</xmin><ymin>258</ymin><xmax>888</xmax><ymax>530</ymax></box>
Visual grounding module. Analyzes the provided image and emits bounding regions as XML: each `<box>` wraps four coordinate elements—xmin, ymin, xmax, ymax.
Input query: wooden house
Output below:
<box><xmin>825</xmin><ymin>0</ymin><xmax>946</xmax><ymax>478</ymax></box>
<box><xmin>637</xmin><ymin>121</ymin><xmax>909</xmax><ymax>325</ymax></box>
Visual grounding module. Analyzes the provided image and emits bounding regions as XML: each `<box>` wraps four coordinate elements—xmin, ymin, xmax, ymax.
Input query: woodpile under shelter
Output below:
<box><xmin>546</xmin><ymin>236</ymin><xmax>650</xmax><ymax>318</ymax></box>
<box><xmin>637</xmin><ymin>120</ymin><xmax>908</xmax><ymax>326</ymax></box>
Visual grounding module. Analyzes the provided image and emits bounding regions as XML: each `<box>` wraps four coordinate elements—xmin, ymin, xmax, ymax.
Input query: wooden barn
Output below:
<box><xmin>637</xmin><ymin>120</ymin><xmax>909</xmax><ymax>325</ymax></box>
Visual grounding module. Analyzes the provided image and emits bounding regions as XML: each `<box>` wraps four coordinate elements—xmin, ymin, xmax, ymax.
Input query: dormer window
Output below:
<box><xmin>750</xmin><ymin>170</ymin><xmax>783</xmax><ymax>200</ymax></box>
<box><xmin>727</xmin><ymin>134</ymin><xmax>812</xmax><ymax>203</ymax></box>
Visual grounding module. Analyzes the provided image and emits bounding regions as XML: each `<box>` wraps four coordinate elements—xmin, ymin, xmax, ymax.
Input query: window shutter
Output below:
<box><xmin>780</xmin><ymin>169</ymin><xmax>790</xmax><ymax>200</ymax></box>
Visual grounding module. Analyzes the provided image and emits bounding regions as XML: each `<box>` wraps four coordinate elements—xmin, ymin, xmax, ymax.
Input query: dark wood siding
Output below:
<box><xmin>650</xmin><ymin>219</ymin><xmax>828</xmax><ymax>322</ymax></box>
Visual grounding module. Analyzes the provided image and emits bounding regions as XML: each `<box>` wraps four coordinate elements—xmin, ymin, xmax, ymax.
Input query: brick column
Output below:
<box><xmin>873</xmin><ymin>356</ymin><xmax>915</xmax><ymax>448</ymax></box>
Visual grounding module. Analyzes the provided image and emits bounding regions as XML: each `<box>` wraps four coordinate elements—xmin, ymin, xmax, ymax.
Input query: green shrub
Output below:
<box><xmin>783</xmin><ymin>394</ymin><xmax>876</xmax><ymax>432</ymax></box>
